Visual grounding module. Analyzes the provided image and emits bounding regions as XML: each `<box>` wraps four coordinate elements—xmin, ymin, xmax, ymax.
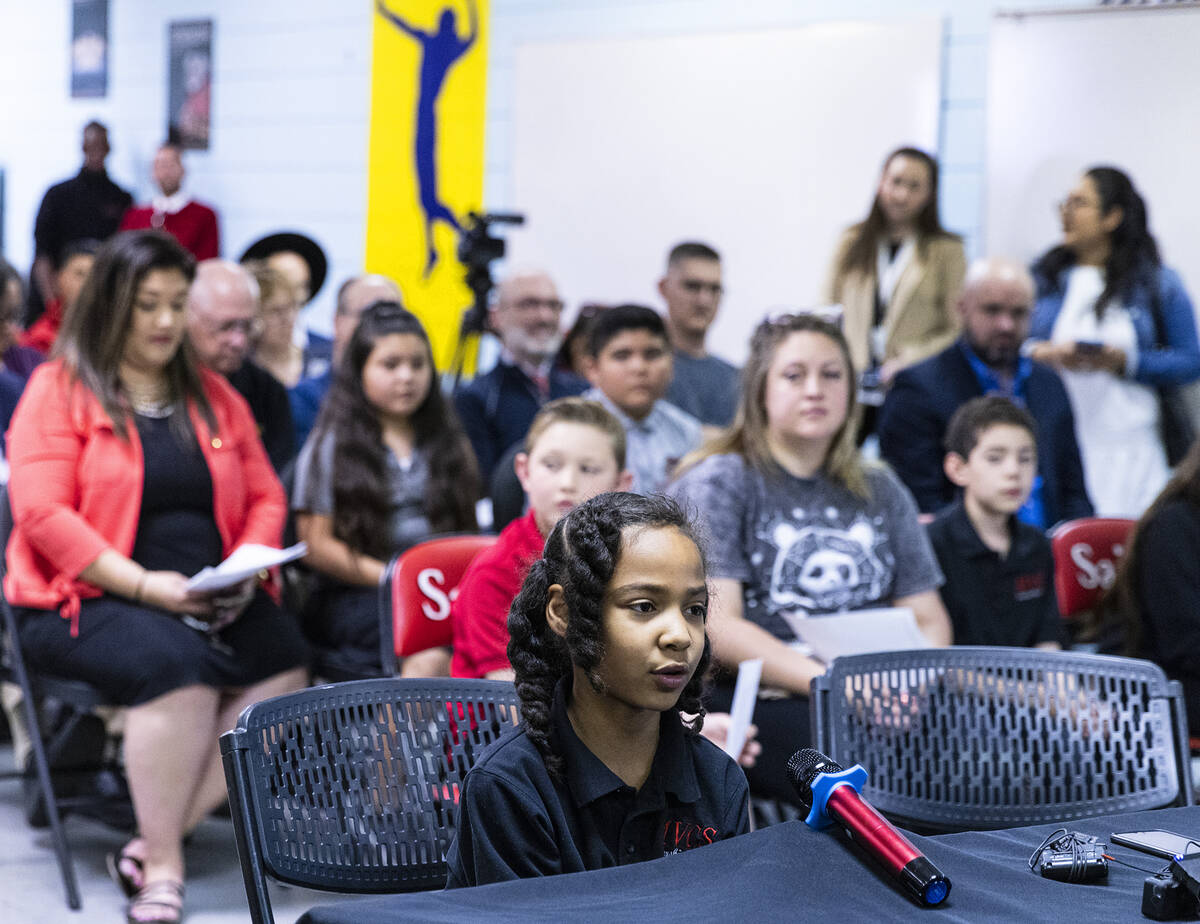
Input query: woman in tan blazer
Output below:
<box><xmin>823</xmin><ymin>147</ymin><xmax>966</xmax><ymax>387</ymax></box>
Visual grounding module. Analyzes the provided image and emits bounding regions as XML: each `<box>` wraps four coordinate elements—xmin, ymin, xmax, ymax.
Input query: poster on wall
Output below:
<box><xmin>167</xmin><ymin>20</ymin><xmax>213</xmax><ymax>150</ymax></box>
<box><xmin>365</xmin><ymin>0</ymin><xmax>490</xmax><ymax>370</ymax></box>
<box><xmin>71</xmin><ymin>0</ymin><xmax>108</xmax><ymax>98</ymax></box>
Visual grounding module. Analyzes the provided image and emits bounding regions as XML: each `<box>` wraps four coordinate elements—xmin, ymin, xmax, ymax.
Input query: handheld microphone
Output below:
<box><xmin>786</xmin><ymin>748</ymin><xmax>951</xmax><ymax>907</ymax></box>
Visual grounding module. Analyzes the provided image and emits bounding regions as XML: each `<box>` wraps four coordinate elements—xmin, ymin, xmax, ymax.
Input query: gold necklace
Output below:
<box><xmin>123</xmin><ymin>378</ymin><xmax>173</xmax><ymax>418</ymax></box>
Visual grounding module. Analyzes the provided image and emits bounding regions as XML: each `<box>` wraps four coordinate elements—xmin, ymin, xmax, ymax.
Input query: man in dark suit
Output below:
<box><xmin>188</xmin><ymin>260</ymin><xmax>295</xmax><ymax>472</ymax></box>
<box><xmin>879</xmin><ymin>257</ymin><xmax>1093</xmax><ymax>528</ymax></box>
<box><xmin>454</xmin><ymin>269</ymin><xmax>586</xmax><ymax>483</ymax></box>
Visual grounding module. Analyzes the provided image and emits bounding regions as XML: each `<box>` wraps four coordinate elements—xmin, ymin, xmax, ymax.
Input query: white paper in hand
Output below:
<box><xmin>186</xmin><ymin>542</ymin><xmax>307</xmax><ymax>593</ymax></box>
<box><xmin>722</xmin><ymin>658</ymin><xmax>763</xmax><ymax>761</ymax></box>
<box><xmin>779</xmin><ymin>607</ymin><xmax>929</xmax><ymax>664</ymax></box>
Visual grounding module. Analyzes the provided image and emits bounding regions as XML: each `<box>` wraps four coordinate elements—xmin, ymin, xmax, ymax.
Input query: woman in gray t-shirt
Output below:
<box><xmin>292</xmin><ymin>303</ymin><xmax>479</xmax><ymax>672</ymax></box>
<box><xmin>669</xmin><ymin>313</ymin><xmax>950</xmax><ymax>804</ymax></box>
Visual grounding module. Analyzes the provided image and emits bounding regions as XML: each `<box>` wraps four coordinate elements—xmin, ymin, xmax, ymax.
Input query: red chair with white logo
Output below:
<box><xmin>1048</xmin><ymin>517</ymin><xmax>1136</xmax><ymax>620</ymax></box>
<box><xmin>379</xmin><ymin>535</ymin><xmax>498</xmax><ymax>676</ymax></box>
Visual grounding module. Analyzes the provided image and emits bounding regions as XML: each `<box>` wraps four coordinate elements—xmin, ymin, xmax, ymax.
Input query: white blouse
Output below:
<box><xmin>1050</xmin><ymin>266</ymin><xmax>1168</xmax><ymax>516</ymax></box>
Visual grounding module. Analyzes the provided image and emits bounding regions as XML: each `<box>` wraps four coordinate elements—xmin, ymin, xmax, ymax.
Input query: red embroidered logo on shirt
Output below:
<box><xmin>1014</xmin><ymin>573</ymin><xmax>1045</xmax><ymax>601</ymax></box>
<box><xmin>661</xmin><ymin>820</ymin><xmax>718</xmax><ymax>854</ymax></box>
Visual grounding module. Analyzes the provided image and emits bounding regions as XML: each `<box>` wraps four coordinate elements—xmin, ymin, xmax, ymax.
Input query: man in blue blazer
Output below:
<box><xmin>879</xmin><ymin>257</ymin><xmax>1093</xmax><ymax>528</ymax></box>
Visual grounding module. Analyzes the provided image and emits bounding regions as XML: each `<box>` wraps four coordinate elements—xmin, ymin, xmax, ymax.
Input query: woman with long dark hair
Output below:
<box><xmin>1029</xmin><ymin>166</ymin><xmax>1200</xmax><ymax>516</ymax></box>
<box><xmin>1103</xmin><ymin>439</ymin><xmax>1200</xmax><ymax>735</ymax></box>
<box><xmin>6</xmin><ymin>230</ymin><xmax>308</xmax><ymax>923</ymax></box>
<box><xmin>822</xmin><ymin>146</ymin><xmax>966</xmax><ymax>390</ymax></box>
<box><xmin>293</xmin><ymin>302</ymin><xmax>480</xmax><ymax>671</ymax></box>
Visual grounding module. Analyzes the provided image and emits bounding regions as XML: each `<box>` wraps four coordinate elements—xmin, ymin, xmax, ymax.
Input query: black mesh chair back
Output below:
<box><xmin>811</xmin><ymin>647</ymin><xmax>1194</xmax><ymax>833</ymax></box>
<box><xmin>220</xmin><ymin>677</ymin><xmax>521</xmax><ymax>923</ymax></box>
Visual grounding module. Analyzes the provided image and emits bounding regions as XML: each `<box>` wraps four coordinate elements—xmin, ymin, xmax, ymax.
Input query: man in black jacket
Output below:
<box><xmin>29</xmin><ymin>122</ymin><xmax>132</xmax><ymax>322</ymax></box>
<box><xmin>879</xmin><ymin>257</ymin><xmax>1093</xmax><ymax>528</ymax></box>
<box><xmin>454</xmin><ymin>269</ymin><xmax>586</xmax><ymax>483</ymax></box>
<box><xmin>187</xmin><ymin>260</ymin><xmax>295</xmax><ymax>472</ymax></box>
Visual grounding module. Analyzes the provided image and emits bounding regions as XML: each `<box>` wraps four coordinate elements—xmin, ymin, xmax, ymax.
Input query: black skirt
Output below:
<box><xmin>17</xmin><ymin>589</ymin><xmax>310</xmax><ymax>706</ymax></box>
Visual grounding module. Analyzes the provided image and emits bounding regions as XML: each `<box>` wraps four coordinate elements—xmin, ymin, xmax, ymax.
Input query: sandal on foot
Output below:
<box><xmin>126</xmin><ymin>879</ymin><xmax>184</xmax><ymax>924</ymax></box>
<box><xmin>106</xmin><ymin>839</ymin><xmax>146</xmax><ymax>898</ymax></box>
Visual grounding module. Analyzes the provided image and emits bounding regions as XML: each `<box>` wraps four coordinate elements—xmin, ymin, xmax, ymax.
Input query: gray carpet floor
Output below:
<box><xmin>0</xmin><ymin>744</ymin><xmax>367</xmax><ymax>923</ymax></box>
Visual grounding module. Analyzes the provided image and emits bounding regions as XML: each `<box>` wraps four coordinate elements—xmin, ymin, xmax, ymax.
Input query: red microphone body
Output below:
<box><xmin>787</xmin><ymin>748</ymin><xmax>951</xmax><ymax>906</ymax></box>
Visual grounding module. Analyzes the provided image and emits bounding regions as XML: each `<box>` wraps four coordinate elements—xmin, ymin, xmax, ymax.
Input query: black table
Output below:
<box><xmin>299</xmin><ymin>806</ymin><xmax>1200</xmax><ymax>923</ymax></box>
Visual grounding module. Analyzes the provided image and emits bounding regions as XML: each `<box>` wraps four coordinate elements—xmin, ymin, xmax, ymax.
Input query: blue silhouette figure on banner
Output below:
<box><xmin>377</xmin><ymin>0</ymin><xmax>479</xmax><ymax>276</ymax></box>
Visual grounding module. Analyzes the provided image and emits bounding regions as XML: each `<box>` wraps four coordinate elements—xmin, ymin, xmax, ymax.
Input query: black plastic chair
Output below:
<box><xmin>220</xmin><ymin>677</ymin><xmax>521</xmax><ymax>923</ymax></box>
<box><xmin>811</xmin><ymin>647</ymin><xmax>1194</xmax><ymax>833</ymax></box>
<box><xmin>0</xmin><ymin>486</ymin><xmax>132</xmax><ymax>910</ymax></box>
<box><xmin>0</xmin><ymin>585</ymin><xmax>91</xmax><ymax>909</ymax></box>
<box><xmin>489</xmin><ymin>441</ymin><xmax>526</xmax><ymax>532</ymax></box>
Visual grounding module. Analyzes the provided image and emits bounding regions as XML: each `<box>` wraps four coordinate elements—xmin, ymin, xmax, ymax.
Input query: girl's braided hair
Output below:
<box><xmin>506</xmin><ymin>492</ymin><xmax>711</xmax><ymax>778</ymax></box>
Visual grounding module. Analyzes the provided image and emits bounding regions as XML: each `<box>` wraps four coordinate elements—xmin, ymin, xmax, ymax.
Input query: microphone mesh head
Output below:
<box><xmin>785</xmin><ymin>748</ymin><xmax>845</xmax><ymax>798</ymax></box>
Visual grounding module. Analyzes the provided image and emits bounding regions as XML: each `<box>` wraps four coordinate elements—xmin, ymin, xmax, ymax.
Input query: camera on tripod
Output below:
<box><xmin>457</xmin><ymin>211</ymin><xmax>525</xmax><ymax>335</ymax></box>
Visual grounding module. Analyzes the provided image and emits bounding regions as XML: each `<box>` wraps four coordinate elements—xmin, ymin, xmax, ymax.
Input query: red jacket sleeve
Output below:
<box><xmin>194</xmin><ymin>207</ymin><xmax>220</xmax><ymax>261</ymax></box>
<box><xmin>8</xmin><ymin>367</ymin><xmax>114</xmax><ymax>579</ymax></box>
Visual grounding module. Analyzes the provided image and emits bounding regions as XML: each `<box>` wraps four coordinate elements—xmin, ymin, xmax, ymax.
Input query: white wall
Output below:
<box><xmin>484</xmin><ymin>0</ymin><xmax>1075</xmax><ymax>285</ymax></box>
<box><xmin>987</xmin><ymin>6</ymin><xmax>1200</xmax><ymax>301</ymax></box>
<box><xmin>0</xmin><ymin>0</ymin><xmax>1093</xmax><ymax>336</ymax></box>
<box><xmin>0</xmin><ymin>0</ymin><xmax>372</xmax><ymax>334</ymax></box>
<box><xmin>507</xmin><ymin>20</ymin><xmax>945</xmax><ymax>365</ymax></box>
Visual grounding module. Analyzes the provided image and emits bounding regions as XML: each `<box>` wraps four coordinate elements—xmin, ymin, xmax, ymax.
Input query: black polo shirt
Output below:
<box><xmin>445</xmin><ymin>680</ymin><xmax>749</xmax><ymax>888</ymax></box>
<box><xmin>926</xmin><ymin>501</ymin><xmax>1062</xmax><ymax>648</ymax></box>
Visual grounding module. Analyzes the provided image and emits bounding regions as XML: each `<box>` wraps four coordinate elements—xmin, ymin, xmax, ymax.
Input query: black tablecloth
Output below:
<box><xmin>299</xmin><ymin>806</ymin><xmax>1200</xmax><ymax>923</ymax></box>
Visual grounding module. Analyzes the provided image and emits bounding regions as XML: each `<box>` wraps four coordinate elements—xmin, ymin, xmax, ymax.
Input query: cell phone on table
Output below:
<box><xmin>1074</xmin><ymin>340</ymin><xmax>1105</xmax><ymax>354</ymax></box>
<box><xmin>1111</xmin><ymin>830</ymin><xmax>1200</xmax><ymax>860</ymax></box>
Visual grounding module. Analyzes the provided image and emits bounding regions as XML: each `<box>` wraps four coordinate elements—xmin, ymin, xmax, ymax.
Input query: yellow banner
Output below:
<box><xmin>366</xmin><ymin>0</ymin><xmax>489</xmax><ymax>368</ymax></box>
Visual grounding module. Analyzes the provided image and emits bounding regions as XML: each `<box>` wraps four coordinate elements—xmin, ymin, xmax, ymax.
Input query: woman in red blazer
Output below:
<box><xmin>5</xmin><ymin>231</ymin><xmax>308</xmax><ymax>924</ymax></box>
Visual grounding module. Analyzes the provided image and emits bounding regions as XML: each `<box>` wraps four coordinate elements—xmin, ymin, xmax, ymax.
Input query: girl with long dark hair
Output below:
<box><xmin>822</xmin><ymin>146</ymin><xmax>966</xmax><ymax>389</ymax></box>
<box><xmin>293</xmin><ymin>302</ymin><xmax>479</xmax><ymax>671</ymax></box>
<box><xmin>1029</xmin><ymin>166</ymin><xmax>1200</xmax><ymax>516</ymax></box>
<box><xmin>445</xmin><ymin>492</ymin><xmax>748</xmax><ymax>887</ymax></box>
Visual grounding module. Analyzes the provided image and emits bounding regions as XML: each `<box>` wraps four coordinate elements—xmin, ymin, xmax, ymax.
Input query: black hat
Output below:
<box><xmin>239</xmin><ymin>231</ymin><xmax>327</xmax><ymax>304</ymax></box>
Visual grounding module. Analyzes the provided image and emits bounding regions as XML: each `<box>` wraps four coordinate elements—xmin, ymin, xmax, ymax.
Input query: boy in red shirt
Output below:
<box><xmin>451</xmin><ymin>398</ymin><xmax>630</xmax><ymax>680</ymax></box>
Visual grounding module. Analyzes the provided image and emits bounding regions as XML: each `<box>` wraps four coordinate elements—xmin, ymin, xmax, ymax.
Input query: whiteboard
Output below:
<box><xmin>509</xmin><ymin>20</ymin><xmax>944</xmax><ymax>367</ymax></box>
<box><xmin>987</xmin><ymin>5</ymin><xmax>1200</xmax><ymax>301</ymax></box>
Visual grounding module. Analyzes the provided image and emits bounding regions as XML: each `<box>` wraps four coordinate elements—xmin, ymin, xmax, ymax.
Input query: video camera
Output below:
<box><xmin>457</xmin><ymin>211</ymin><xmax>525</xmax><ymax>335</ymax></box>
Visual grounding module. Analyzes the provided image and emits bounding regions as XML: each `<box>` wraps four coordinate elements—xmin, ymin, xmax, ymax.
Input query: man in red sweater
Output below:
<box><xmin>120</xmin><ymin>142</ymin><xmax>219</xmax><ymax>260</ymax></box>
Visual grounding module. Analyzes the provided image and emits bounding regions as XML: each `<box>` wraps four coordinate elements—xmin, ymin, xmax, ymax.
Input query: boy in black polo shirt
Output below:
<box><xmin>926</xmin><ymin>397</ymin><xmax>1063</xmax><ymax>649</ymax></box>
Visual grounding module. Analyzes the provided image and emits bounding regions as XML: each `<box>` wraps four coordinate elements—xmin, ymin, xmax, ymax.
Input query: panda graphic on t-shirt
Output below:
<box><xmin>764</xmin><ymin>509</ymin><xmax>890</xmax><ymax>613</ymax></box>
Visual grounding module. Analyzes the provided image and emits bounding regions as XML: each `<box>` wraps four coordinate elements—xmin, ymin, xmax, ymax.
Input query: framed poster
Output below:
<box><xmin>71</xmin><ymin>0</ymin><xmax>108</xmax><ymax>98</ymax></box>
<box><xmin>167</xmin><ymin>20</ymin><xmax>213</xmax><ymax>150</ymax></box>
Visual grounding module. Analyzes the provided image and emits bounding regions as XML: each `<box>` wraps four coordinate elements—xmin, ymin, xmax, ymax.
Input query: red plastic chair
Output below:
<box><xmin>379</xmin><ymin>535</ymin><xmax>498</xmax><ymax>675</ymax></box>
<box><xmin>1049</xmin><ymin>517</ymin><xmax>1136</xmax><ymax>619</ymax></box>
